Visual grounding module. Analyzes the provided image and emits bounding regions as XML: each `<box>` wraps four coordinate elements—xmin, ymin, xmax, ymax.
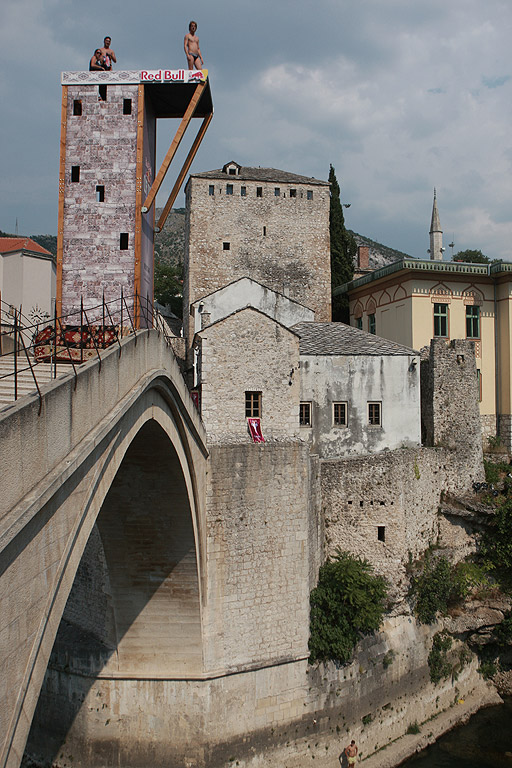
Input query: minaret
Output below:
<box><xmin>428</xmin><ymin>188</ymin><xmax>443</xmax><ymax>261</ymax></box>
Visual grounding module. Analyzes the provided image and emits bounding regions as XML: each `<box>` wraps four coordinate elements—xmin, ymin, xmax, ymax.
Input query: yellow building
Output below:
<box><xmin>337</xmin><ymin>258</ymin><xmax>512</xmax><ymax>446</ymax></box>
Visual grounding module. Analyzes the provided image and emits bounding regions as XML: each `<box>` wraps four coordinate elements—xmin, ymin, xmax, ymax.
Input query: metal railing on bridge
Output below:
<box><xmin>0</xmin><ymin>292</ymin><xmax>178</xmax><ymax>415</ymax></box>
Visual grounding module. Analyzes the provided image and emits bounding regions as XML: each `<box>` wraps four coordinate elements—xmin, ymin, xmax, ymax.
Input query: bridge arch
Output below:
<box><xmin>0</xmin><ymin>333</ymin><xmax>208</xmax><ymax>768</ymax></box>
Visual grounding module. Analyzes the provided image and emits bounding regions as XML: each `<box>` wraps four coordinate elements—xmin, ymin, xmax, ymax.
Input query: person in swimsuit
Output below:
<box><xmin>345</xmin><ymin>740</ymin><xmax>358</xmax><ymax>766</ymax></box>
<box><xmin>89</xmin><ymin>49</ymin><xmax>107</xmax><ymax>71</ymax></box>
<box><xmin>99</xmin><ymin>36</ymin><xmax>116</xmax><ymax>70</ymax></box>
<box><xmin>184</xmin><ymin>21</ymin><xmax>203</xmax><ymax>70</ymax></box>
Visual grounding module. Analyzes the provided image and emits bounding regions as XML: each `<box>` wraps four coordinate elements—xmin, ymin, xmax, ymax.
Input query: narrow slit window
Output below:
<box><xmin>71</xmin><ymin>165</ymin><xmax>80</xmax><ymax>182</ymax></box>
<box><xmin>263</xmin><ymin>226</ymin><xmax>267</xmax><ymax>236</ymax></box>
<box><xmin>256</xmin><ymin>187</ymin><xmax>263</xmax><ymax>198</ymax></box>
<box><xmin>73</xmin><ymin>100</ymin><xmax>82</xmax><ymax>116</ymax></box>
<box><xmin>96</xmin><ymin>185</ymin><xmax>105</xmax><ymax>202</ymax></box>
<box><xmin>123</xmin><ymin>98</ymin><xmax>132</xmax><ymax>115</ymax></box>
<box><xmin>98</xmin><ymin>84</ymin><xmax>107</xmax><ymax>101</ymax></box>
<box><xmin>245</xmin><ymin>391</ymin><xmax>261</xmax><ymax>418</ymax></box>
<box><xmin>378</xmin><ymin>526</ymin><xmax>386</xmax><ymax>542</ymax></box>
<box><xmin>120</xmin><ymin>233</ymin><xmax>129</xmax><ymax>250</ymax></box>
<box><xmin>223</xmin><ymin>242</ymin><xmax>230</xmax><ymax>251</ymax></box>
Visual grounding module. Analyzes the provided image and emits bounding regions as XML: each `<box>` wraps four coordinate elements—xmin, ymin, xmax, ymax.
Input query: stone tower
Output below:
<box><xmin>182</xmin><ymin>161</ymin><xmax>331</xmax><ymax>345</ymax></box>
<box><xmin>428</xmin><ymin>188</ymin><xmax>444</xmax><ymax>261</ymax></box>
<box><xmin>56</xmin><ymin>69</ymin><xmax>212</xmax><ymax>325</ymax></box>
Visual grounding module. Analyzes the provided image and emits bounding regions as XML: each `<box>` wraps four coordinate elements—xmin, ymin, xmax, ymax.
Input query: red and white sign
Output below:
<box><xmin>139</xmin><ymin>69</ymin><xmax>207</xmax><ymax>83</ymax></box>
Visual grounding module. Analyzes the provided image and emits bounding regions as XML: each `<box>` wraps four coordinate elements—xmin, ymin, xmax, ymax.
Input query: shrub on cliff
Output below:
<box><xmin>411</xmin><ymin>554</ymin><xmax>464</xmax><ymax>624</ymax></box>
<box><xmin>308</xmin><ymin>549</ymin><xmax>388</xmax><ymax>664</ymax></box>
<box><xmin>481</xmin><ymin>497</ymin><xmax>512</xmax><ymax>575</ymax></box>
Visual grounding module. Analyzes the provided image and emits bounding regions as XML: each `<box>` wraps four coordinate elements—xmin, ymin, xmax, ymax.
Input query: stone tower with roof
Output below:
<box><xmin>428</xmin><ymin>188</ymin><xmax>444</xmax><ymax>261</ymax></box>
<box><xmin>183</xmin><ymin>161</ymin><xmax>331</xmax><ymax>345</ymax></box>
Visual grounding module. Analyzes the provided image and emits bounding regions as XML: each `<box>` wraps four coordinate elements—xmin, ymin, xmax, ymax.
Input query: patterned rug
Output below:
<box><xmin>33</xmin><ymin>324</ymin><xmax>118</xmax><ymax>363</ymax></box>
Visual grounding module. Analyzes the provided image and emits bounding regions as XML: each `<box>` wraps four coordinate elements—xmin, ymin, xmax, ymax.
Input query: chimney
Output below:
<box><xmin>357</xmin><ymin>246</ymin><xmax>369</xmax><ymax>271</ymax></box>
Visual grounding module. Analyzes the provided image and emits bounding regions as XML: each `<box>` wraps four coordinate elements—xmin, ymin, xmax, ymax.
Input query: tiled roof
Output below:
<box><xmin>292</xmin><ymin>322</ymin><xmax>417</xmax><ymax>356</ymax></box>
<box><xmin>191</xmin><ymin>166</ymin><xmax>329</xmax><ymax>186</ymax></box>
<box><xmin>0</xmin><ymin>237</ymin><xmax>53</xmax><ymax>256</ymax></box>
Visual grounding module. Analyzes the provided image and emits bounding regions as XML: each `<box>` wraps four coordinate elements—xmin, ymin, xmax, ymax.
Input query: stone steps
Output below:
<box><xmin>0</xmin><ymin>355</ymin><xmax>71</xmax><ymax>409</ymax></box>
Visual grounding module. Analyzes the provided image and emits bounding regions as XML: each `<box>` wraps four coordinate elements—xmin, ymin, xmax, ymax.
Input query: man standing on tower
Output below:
<box><xmin>184</xmin><ymin>21</ymin><xmax>203</xmax><ymax>70</ymax></box>
<box><xmin>100</xmin><ymin>36</ymin><xmax>117</xmax><ymax>70</ymax></box>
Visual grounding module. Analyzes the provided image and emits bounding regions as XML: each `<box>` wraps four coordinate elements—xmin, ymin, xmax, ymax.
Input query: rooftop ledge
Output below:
<box><xmin>335</xmin><ymin>258</ymin><xmax>512</xmax><ymax>296</ymax></box>
<box><xmin>61</xmin><ymin>69</ymin><xmax>208</xmax><ymax>85</ymax></box>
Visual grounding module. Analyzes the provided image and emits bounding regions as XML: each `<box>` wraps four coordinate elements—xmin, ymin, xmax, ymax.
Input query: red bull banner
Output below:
<box><xmin>140</xmin><ymin>69</ymin><xmax>207</xmax><ymax>83</ymax></box>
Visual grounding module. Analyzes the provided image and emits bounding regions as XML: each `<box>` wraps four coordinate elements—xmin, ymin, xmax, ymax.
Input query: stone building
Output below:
<box><xmin>336</xmin><ymin>193</ymin><xmax>512</xmax><ymax>446</ymax></box>
<box><xmin>293</xmin><ymin>321</ymin><xmax>420</xmax><ymax>458</ymax></box>
<box><xmin>194</xmin><ymin>306</ymin><xmax>301</xmax><ymax>442</ymax></box>
<box><xmin>182</xmin><ymin>160</ymin><xmax>331</xmax><ymax>347</ymax></box>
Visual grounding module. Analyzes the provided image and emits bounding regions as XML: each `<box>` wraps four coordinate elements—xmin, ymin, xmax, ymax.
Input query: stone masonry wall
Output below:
<box><xmin>184</xmin><ymin>174</ymin><xmax>331</xmax><ymax>343</ymax></box>
<box><xmin>198</xmin><ymin>308</ymin><xmax>300</xmax><ymax>442</ymax></box>
<box><xmin>321</xmin><ymin>446</ymin><xmax>482</xmax><ymax>603</ymax></box>
<box><xmin>421</xmin><ymin>338</ymin><xmax>483</xmax><ymax>470</ymax></box>
<box><xmin>61</xmin><ymin>84</ymin><xmax>139</xmax><ymax>316</ymax></box>
<box><xmin>202</xmin><ymin>442</ymin><xmax>319</xmax><ymax>672</ymax></box>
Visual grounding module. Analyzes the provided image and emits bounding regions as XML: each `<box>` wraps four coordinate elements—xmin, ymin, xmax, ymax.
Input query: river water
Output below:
<box><xmin>402</xmin><ymin>698</ymin><xmax>512</xmax><ymax>768</ymax></box>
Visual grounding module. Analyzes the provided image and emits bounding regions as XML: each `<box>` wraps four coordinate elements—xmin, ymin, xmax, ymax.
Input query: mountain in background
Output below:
<box><xmin>11</xmin><ymin>211</ymin><xmax>413</xmax><ymax>270</ymax></box>
<box><xmin>349</xmin><ymin>232</ymin><xmax>412</xmax><ymax>269</ymax></box>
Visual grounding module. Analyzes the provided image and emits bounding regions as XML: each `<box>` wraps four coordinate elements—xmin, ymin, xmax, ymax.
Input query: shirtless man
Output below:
<box><xmin>345</xmin><ymin>740</ymin><xmax>358</xmax><ymax>767</ymax></box>
<box><xmin>184</xmin><ymin>21</ymin><xmax>203</xmax><ymax>70</ymax></box>
<box><xmin>99</xmin><ymin>36</ymin><xmax>116</xmax><ymax>70</ymax></box>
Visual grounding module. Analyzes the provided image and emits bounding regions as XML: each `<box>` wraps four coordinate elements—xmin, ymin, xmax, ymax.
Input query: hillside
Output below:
<box><xmin>349</xmin><ymin>231</ymin><xmax>412</xmax><ymax>269</ymax></box>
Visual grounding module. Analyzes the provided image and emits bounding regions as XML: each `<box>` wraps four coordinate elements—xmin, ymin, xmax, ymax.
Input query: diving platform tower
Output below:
<box><xmin>56</xmin><ymin>69</ymin><xmax>213</xmax><ymax>325</ymax></box>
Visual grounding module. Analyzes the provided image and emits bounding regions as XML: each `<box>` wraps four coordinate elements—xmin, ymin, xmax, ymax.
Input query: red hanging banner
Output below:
<box><xmin>247</xmin><ymin>418</ymin><xmax>265</xmax><ymax>443</ymax></box>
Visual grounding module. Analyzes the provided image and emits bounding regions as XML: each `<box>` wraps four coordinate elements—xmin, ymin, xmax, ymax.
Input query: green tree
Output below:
<box><xmin>329</xmin><ymin>165</ymin><xmax>357</xmax><ymax>322</ymax></box>
<box><xmin>452</xmin><ymin>249</ymin><xmax>489</xmax><ymax>264</ymax></box>
<box><xmin>154</xmin><ymin>260</ymin><xmax>183</xmax><ymax>316</ymax></box>
<box><xmin>309</xmin><ymin>549</ymin><xmax>388</xmax><ymax>664</ymax></box>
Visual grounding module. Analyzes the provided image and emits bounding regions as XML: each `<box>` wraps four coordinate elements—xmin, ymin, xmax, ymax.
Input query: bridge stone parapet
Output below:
<box><xmin>0</xmin><ymin>331</ymin><xmax>208</xmax><ymax>768</ymax></box>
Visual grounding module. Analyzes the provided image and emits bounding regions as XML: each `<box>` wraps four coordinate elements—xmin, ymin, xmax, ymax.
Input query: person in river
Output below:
<box><xmin>184</xmin><ymin>21</ymin><xmax>204</xmax><ymax>70</ymax></box>
<box><xmin>345</xmin><ymin>740</ymin><xmax>358</xmax><ymax>766</ymax></box>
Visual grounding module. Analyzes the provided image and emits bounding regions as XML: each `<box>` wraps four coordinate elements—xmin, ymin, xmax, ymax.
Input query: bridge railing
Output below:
<box><xmin>0</xmin><ymin>292</ymin><xmax>177</xmax><ymax>415</ymax></box>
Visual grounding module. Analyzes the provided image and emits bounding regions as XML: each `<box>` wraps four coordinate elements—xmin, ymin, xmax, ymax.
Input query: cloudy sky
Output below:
<box><xmin>1</xmin><ymin>0</ymin><xmax>511</xmax><ymax>259</ymax></box>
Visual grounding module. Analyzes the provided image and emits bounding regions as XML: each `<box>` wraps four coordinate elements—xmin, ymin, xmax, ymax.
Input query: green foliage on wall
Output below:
<box><xmin>410</xmin><ymin>554</ymin><xmax>464</xmax><ymax>624</ymax></box>
<box><xmin>428</xmin><ymin>632</ymin><xmax>453</xmax><ymax>684</ymax></box>
<box><xmin>309</xmin><ymin>549</ymin><xmax>388</xmax><ymax>664</ymax></box>
<box><xmin>481</xmin><ymin>497</ymin><xmax>512</xmax><ymax>574</ymax></box>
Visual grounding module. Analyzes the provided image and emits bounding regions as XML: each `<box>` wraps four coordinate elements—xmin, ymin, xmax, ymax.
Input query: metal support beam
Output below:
<box><xmin>156</xmin><ymin>112</ymin><xmax>213</xmax><ymax>232</ymax></box>
<box><xmin>141</xmin><ymin>81</ymin><xmax>206</xmax><ymax>213</ymax></box>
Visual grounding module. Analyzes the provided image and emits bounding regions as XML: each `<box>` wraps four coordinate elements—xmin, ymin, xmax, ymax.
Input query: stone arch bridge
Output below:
<box><xmin>0</xmin><ymin>331</ymin><xmax>209</xmax><ymax>768</ymax></box>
